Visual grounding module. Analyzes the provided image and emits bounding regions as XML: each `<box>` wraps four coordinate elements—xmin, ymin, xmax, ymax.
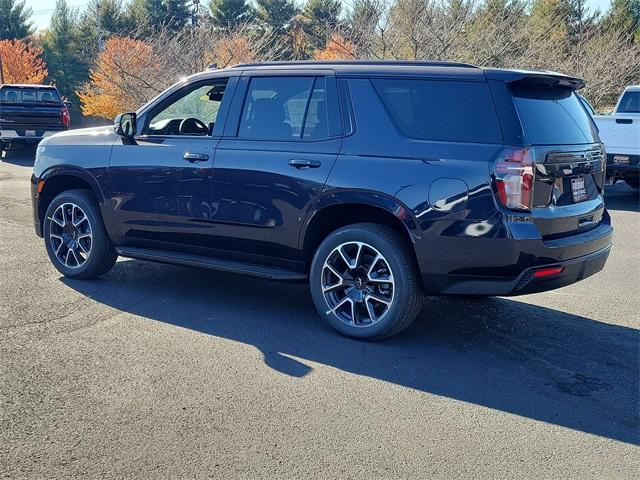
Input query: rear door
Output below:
<box><xmin>209</xmin><ymin>71</ymin><xmax>342</xmax><ymax>266</ymax></box>
<box><xmin>508</xmin><ymin>83</ymin><xmax>607</xmax><ymax>237</ymax></box>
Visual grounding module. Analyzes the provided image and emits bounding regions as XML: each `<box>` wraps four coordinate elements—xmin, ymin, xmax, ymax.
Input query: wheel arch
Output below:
<box><xmin>300</xmin><ymin>191</ymin><xmax>421</xmax><ymax>269</ymax></box>
<box><xmin>37</xmin><ymin>167</ymin><xmax>105</xmax><ymax>233</ymax></box>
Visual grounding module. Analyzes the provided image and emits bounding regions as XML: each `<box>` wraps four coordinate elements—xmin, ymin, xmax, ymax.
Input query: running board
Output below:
<box><xmin>115</xmin><ymin>246</ymin><xmax>307</xmax><ymax>281</ymax></box>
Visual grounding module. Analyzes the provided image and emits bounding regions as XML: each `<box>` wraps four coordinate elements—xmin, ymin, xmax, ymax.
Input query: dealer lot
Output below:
<box><xmin>1</xmin><ymin>148</ymin><xmax>638</xmax><ymax>479</ymax></box>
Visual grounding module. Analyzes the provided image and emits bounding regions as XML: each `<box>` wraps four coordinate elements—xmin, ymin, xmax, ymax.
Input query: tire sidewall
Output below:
<box><xmin>43</xmin><ymin>191</ymin><xmax>105</xmax><ymax>278</ymax></box>
<box><xmin>310</xmin><ymin>226</ymin><xmax>413</xmax><ymax>339</ymax></box>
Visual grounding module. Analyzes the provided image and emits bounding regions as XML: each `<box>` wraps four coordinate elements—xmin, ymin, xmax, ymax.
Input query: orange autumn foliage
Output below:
<box><xmin>78</xmin><ymin>37</ymin><xmax>161</xmax><ymax>119</ymax></box>
<box><xmin>313</xmin><ymin>34</ymin><xmax>357</xmax><ymax>61</ymax></box>
<box><xmin>0</xmin><ymin>39</ymin><xmax>48</xmax><ymax>84</ymax></box>
<box><xmin>210</xmin><ymin>33</ymin><xmax>258</xmax><ymax>68</ymax></box>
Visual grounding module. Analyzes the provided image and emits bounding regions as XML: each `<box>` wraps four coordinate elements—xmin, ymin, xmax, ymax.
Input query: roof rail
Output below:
<box><xmin>228</xmin><ymin>60</ymin><xmax>478</xmax><ymax>69</ymax></box>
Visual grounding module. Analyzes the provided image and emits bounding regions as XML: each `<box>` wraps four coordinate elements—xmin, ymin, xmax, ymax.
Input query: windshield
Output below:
<box><xmin>0</xmin><ymin>87</ymin><xmax>62</xmax><ymax>104</ymax></box>
<box><xmin>617</xmin><ymin>91</ymin><xmax>640</xmax><ymax>113</ymax></box>
<box><xmin>511</xmin><ymin>85</ymin><xmax>598</xmax><ymax>145</ymax></box>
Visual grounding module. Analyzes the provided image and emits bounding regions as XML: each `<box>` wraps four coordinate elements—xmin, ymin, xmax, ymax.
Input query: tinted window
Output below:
<box><xmin>239</xmin><ymin>77</ymin><xmax>314</xmax><ymax>141</ymax></box>
<box><xmin>0</xmin><ymin>87</ymin><xmax>61</xmax><ymax>104</ymax></box>
<box><xmin>511</xmin><ymin>85</ymin><xmax>598</xmax><ymax>145</ymax></box>
<box><xmin>303</xmin><ymin>77</ymin><xmax>329</xmax><ymax>140</ymax></box>
<box><xmin>372</xmin><ymin>78</ymin><xmax>502</xmax><ymax>143</ymax></box>
<box><xmin>617</xmin><ymin>91</ymin><xmax>640</xmax><ymax>113</ymax></box>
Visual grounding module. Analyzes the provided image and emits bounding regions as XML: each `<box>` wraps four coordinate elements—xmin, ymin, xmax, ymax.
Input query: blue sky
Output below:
<box><xmin>27</xmin><ymin>0</ymin><xmax>614</xmax><ymax>31</ymax></box>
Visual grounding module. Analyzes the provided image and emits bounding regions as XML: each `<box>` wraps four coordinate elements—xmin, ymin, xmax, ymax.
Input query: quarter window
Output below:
<box><xmin>372</xmin><ymin>78</ymin><xmax>502</xmax><ymax>144</ymax></box>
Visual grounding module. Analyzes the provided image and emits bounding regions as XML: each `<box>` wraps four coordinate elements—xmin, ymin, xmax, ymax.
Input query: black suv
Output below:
<box><xmin>31</xmin><ymin>61</ymin><xmax>613</xmax><ymax>339</ymax></box>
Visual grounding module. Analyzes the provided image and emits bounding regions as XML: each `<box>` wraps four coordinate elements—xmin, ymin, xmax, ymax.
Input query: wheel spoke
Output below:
<box><xmin>77</xmin><ymin>240</ymin><xmax>89</xmax><ymax>255</ymax></box>
<box><xmin>77</xmin><ymin>232</ymin><xmax>92</xmax><ymax>241</ymax></box>
<box><xmin>350</xmin><ymin>300</ymin><xmax>359</xmax><ymax>325</ymax></box>
<box><xmin>325</xmin><ymin>263</ymin><xmax>344</xmax><ymax>280</ymax></box>
<box><xmin>50</xmin><ymin>233</ymin><xmax>63</xmax><ymax>240</ymax></box>
<box><xmin>366</xmin><ymin>254</ymin><xmax>380</xmax><ymax>275</ymax></box>
<box><xmin>365</xmin><ymin>300</ymin><xmax>377</xmax><ymax>323</ymax></box>
<box><xmin>51</xmin><ymin>214</ymin><xmax>65</xmax><ymax>227</ymax></box>
<box><xmin>70</xmin><ymin>248</ymin><xmax>80</xmax><ymax>266</ymax></box>
<box><xmin>332</xmin><ymin>296</ymin><xmax>352</xmax><ymax>314</ymax></box>
<box><xmin>338</xmin><ymin>246</ymin><xmax>354</xmax><ymax>269</ymax></box>
<box><xmin>353</xmin><ymin>243</ymin><xmax>363</xmax><ymax>269</ymax></box>
<box><xmin>366</xmin><ymin>293</ymin><xmax>392</xmax><ymax>306</ymax></box>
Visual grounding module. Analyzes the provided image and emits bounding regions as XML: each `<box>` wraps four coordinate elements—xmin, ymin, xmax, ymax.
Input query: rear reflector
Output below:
<box><xmin>533</xmin><ymin>266</ymin><xmax>564</xmax><ymax>278</ymax></box>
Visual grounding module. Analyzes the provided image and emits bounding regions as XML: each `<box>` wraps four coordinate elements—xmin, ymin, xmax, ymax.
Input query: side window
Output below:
<box><xmin>302</xmin><ymin>77</ymin><xmax>329</xmax><ymax>140</ymax></box>
<box><xmin>238</xmin><ymin>76</ymin><xmax>316</xmax><ymax>141</ymax></box>
<box><xmin>372</xmin><ymin>78</ymin><xmax>502</xmax><ymax>144</ymax></box>
<box><xmin>146</xmin><ymin>79</ymin><xmax>229</xmax><ymax>136</ymax></box>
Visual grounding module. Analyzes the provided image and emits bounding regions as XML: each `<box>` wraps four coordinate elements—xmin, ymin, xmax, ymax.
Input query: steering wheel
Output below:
<box><xmin>179</xmin><ymin>117</ymin><xmax>209</xmax><ymax>135</ymax></box>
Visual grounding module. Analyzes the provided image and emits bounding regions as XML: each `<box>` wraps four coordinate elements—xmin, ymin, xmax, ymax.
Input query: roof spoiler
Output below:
<box><xmin>484</xmin><ymin>69</ymin><xmax>586</xmax><ymax>90</ymax></box>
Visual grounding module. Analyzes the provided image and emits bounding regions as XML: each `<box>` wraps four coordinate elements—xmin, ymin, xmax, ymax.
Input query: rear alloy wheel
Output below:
<box><xmin>44</xmin><ymin>190</ymin><xmax>117</xmax><ymax>279</ymax></box>
<box><xmin>310</xmin><ymin>223</ymin><xmax>424</xmax><ymax>340</ymax></box>
<box><xmin>321</xmin><ymin>241</ymin><xmax>395</xmax><ymax>326</ymax></box>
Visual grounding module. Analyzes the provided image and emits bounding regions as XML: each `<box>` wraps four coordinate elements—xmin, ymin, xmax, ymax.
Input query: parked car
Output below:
<box><xmin>31</xmin><ymin>61</ymin><xmax>613</xmax><ymax>340</ymax></box>
<box><xmin>0</xmin><ymin>84</ymin><xmax>70</xmax><ymax>156</ymax></box>
<box><xmin>590</xmin><ymin>86</ymin><xmax>640</xmax><ymax>189</ymax></box>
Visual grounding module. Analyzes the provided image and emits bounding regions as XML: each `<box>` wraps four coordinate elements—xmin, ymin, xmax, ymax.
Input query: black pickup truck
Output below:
<box><xmin>0</xmin><ymin>84</ymin><xmax>70</xmax><ymax>156</ymax></box>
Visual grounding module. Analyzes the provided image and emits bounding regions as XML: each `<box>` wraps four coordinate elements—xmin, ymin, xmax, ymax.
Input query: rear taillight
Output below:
<box><xmin>493</xmin><ymin>147</ymin><xmax>534</xmax><ymax>212</ymax></box>
<box><xmin>61</xmin><ymin>107</ymin><xmax>70</xmax><ymax>128</ymax></box>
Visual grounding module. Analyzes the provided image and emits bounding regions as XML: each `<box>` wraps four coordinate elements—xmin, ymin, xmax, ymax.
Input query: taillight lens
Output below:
<box><xmin>61</xmin><ymin>107</ymin><xmax>70</xmax><ymax>128</ymax></box>
<box><xmin>493</xmin><ymin>147</ymin><xmax>534</xmax><ymax>212</ymax></box>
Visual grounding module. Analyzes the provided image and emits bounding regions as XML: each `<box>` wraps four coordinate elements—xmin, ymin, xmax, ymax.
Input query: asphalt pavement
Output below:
<box><xmin>1</xmin><ymin>148</ymin><xmax>638</xmax><ymax>479</ymax></box>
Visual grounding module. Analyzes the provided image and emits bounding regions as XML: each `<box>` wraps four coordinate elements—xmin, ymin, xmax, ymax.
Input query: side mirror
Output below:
<box><xmin>63</xmin><ymin>100</ymin><xmax>73</xmax><ymax>109</ymax></box>
<box><xmin>114</xmin><ymin>112</ymin><xmax>137</xmax><ymax>138</ymax></box>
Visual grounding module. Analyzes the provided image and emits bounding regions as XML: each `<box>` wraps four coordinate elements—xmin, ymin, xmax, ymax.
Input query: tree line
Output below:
<box><xmin>1</xmin><ymin>0</ymin><xmax>638</xmax><ymax>121</ymax></box>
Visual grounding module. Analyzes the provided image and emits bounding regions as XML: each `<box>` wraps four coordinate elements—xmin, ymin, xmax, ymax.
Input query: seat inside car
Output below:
<box><xmin>247</xmin><ymin>97</ymin><xmax>292</xmax><ymax>139</ymax></box>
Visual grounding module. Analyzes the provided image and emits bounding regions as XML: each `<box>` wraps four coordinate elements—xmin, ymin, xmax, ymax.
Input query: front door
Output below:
<box><xmin>210</xmin><ymin>74</ymin><xmax>342</xmax><ymax>266</ymax></box>
<box><xmin>108</xmin><ymin>76</ymin><xmax>236</xmax><ymax>250</ymax></box>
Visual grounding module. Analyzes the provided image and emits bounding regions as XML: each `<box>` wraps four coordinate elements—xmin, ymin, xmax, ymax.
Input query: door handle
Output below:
<box><xmin>183</xmin><ymin>152</ymin><xmax>209</xmax><ymax>163</ymax></box>
<box><xmin>289</xmin><ymin>159</ymin><xmax>321</xmax><ymax>169</ymax></box>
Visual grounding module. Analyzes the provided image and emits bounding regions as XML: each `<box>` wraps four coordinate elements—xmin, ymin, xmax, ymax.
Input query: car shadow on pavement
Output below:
<box><xmin>62</xmin><ymin>260</ymin><xmax>640</xmax><ymax>445</ymax></box>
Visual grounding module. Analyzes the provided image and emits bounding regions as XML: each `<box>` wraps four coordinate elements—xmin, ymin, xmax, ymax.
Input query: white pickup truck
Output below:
<box><xmin>588</xmin><ymin>86</ymin><xmax>640</xmax><ymax>189</ymax></box>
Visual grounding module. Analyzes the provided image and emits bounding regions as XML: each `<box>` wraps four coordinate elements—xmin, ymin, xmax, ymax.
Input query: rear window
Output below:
<box><xmin>617</xmin><ymin>91</ymin><xmax>640</xmax><ymax>113</ymax></box>
<box><xmin>0</xmin><ymin>87</ymin><xmax>61</xmax><ymax>104</ymax></box>
<box><xmin>511</xmin><ymin>85</ymin><xmax>598</xmax><ymax>145</ymax></box>
<box><xmin>371</xmin><ymin>78</ymin><xmax>502</xmax><ymax>144</ymax></box>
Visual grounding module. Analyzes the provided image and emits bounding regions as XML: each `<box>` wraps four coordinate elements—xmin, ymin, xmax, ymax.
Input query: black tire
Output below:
<box><xmin>624</xmin><ymin>174</ymin><xmax>639</xmax><ymax>190</ymax></box>
<box><xmin>310</xmin><ymin>223</ymin><xmax>424</xmax><ymax>340</ymax></box>
<box><xmin>43</xmin><ymin>189</ymin><xmax>117</xmax><ymax>279</ymax></box>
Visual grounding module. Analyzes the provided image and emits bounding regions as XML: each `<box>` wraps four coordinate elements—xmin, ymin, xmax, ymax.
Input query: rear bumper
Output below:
<box><xmin>419</xmin><ymin>213</ymin><xmax>613</xmax><ymax>296</ymax></box>
<box><xmin>606</xmin><ymin>153</ymin><xmax>639</xmax><ymax>176</ymax></box>
<box><xmin>1</xmin><ymin>130</ymin><xmax>60</xmax><ymax>147</ymax></box>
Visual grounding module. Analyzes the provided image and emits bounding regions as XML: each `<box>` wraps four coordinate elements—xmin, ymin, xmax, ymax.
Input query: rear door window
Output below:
<box><xmin>371</xmin><ymin>78</ymin><xmax>502</xmax><ymax>144</ymax></box>
<box><xmin>510</xmin><ymin>85</ymin><xmax>598</xmax><ymax>145</ymax></box>
<box><xmin>239</xmin><ymin>77</ymin><xmax>314</xmax><ymax>141</ymax></box>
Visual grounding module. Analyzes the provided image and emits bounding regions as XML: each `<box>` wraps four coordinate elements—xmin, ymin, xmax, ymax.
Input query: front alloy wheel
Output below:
<box><xmin>49</xmin><ymin>202</ymin><xmax>93</xmax><ymax>268</ymax></box>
